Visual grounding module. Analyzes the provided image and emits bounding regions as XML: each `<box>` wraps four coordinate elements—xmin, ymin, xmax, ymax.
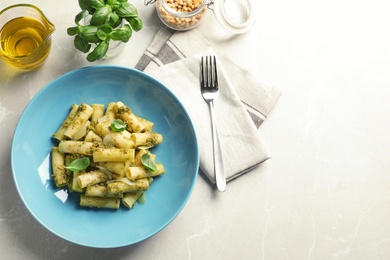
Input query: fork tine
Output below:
<box><xmin>205</xmin><ymin>56</ymin><xmax>210</xmax><ymax>87</ymax></box>
<box><xmin>208</xmin><ymin>56</ymin><xmax>212</xmax><ymax>87</ymax></box>
<box><xmin>200</xmin><ymin>56</ymin><xmax>218</xmax><ymax>89</ymax></box>
<box><xmin>200</xmin><ymin>56</ymin><xmax>204</xmax><ymax>87</ymax></box>
<box><xmin>212</xmin><ymin>56</ymin><xmax>218</xmax><ymax>89</ymax></box>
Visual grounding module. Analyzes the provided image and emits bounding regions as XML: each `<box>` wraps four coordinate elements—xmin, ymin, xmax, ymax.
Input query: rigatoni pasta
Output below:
<box><xmin>51</xmin><ymin>101</ymin><xmax>165</xmax><ymax>209</ymax></box>
<box><xmin>51</xmin><ymin>147</ymin><xmax>67</xmax><ymax>187</ymax></box>
<box><xmin>53</xmin><ymin>104</ymin><xmax>79</xmax><ymax>141</ymax></box>
<box><xmin>63</xmin><ymin>103</ymin><xmax>94</xmax><ymax>140</ymax></box>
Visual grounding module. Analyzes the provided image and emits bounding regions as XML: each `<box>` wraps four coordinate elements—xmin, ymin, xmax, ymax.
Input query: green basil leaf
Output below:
<box><xmin>110</xmin><ymin>24</ymin><xmax>132</xmax><ymax>42</ymax></box>
<box><xmin>75</xmin><ymin>10</ymin><xmax>89</xmax><ymax>24</ymax></box>
<box><xmin>90</xmin><ymin>5</ymin><xmax>112</xmax><ymax>26</ymax></box>
<box><xmin>65</xmin><ymin>157</ymin><xmax>90</xmax><ymax>172</ymax></box>
<box><xmin>115</xmin><ymin>2</ymin><xmax>138</xmax><ymax>18</ymax></box>
<box><xmin>98</xmin><ymin>24</ymin><xmax>113</xmax><ymax>34</ymax></box>
<box><xmin>74</xmin><ymin>35</ymin><xmax>91</xmax><ymax>53</ymax></box>
<box><xmin>96</xmin><ymin>31</ymin><xmax>107</xmax><ymax>41</ymax></box>
<box><xmin>107</xmin><ymin>12</ymin><xmax>120</xmax><ymax>27</ymax></box>
<box><xmin>87</xmin><ymin>40</ymin><xmax>109</xmax><ymax>62</ymax></box>
<box><xmin>78</xmin><ymin>0</ymin><xmax>89</xmax><ymax>10</ymax></box>
<box><xmin>107</xmin><ymin>0</ymin><xmax>121</xmax><ymax>10</ymax></box>
<box><xmin>127</xmin><ymin>17</ymin><xmax>143</xmax><ymax>32</ymax></box>
<box><xmin>141</xmin><ymin>153</ymin><xmax>157</xmax><ymax>172</ymax></box>
<box><xmin>89</xmin><ymin>0</ymin><xmax>105</xmax><ymax>10</ymax></box>
<box><xmin>67</xmin><ymin>26</ymin><xmax>79</xmax><ymax>36</ymax></box>
<box><xmin>78</xmin><ymin>25</ymin><xmax>101</xmax><ymax>43</ymax></box>
<box><xmin>97</xmin><ymin>24</ymin><xmax>112</xmax><ymax>41</ymax></box>
<box><xmin>110</xmin><ymin>119</ymin><xmax>127</xmax><ymax>132</ymax></box>
<box><xmin>78</xmin><ymin>0</ymin><xmax>95</xmax><ymax>14</ymax></box>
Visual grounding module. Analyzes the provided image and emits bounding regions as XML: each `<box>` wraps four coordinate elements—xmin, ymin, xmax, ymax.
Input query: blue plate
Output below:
<box><xmin>11</xmin><ymin>66</ymin><xmax>199</xmax><ymax>248</ymax></box>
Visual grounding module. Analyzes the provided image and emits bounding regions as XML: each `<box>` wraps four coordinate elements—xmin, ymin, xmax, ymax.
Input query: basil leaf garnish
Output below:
<box><xmin>141</xmin><ymin>153</ymin><xmax>157</xmax><ymax>172</ymax></box>
<box><xmin>110</xmin><ymin>119</ymin><xmax>127</xmax><ymax>132</ymax></box>
<box><xmin>65</xmin><ymin>157</ymin><xmax>90</xmax><ymax>172</ymax></box>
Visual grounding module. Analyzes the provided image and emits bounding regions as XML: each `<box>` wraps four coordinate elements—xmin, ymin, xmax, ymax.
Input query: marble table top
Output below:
<box><xmin>1</xmin><ymin>0</ymin><xmax>390</xmax><ymax>259</ymax></box>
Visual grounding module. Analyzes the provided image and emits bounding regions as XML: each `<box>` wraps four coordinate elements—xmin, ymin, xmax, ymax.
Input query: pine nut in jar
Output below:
<box><xmin>156</xmin><ymin>0</ymin><xmax>208</xmax><ymax>31</ymax></box>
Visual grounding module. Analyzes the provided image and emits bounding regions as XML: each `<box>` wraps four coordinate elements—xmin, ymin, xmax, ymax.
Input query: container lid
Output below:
<box><xmin>213</xmin><ymin>0</ymin><xmax>254</xmax><ymax>34</ymax></box>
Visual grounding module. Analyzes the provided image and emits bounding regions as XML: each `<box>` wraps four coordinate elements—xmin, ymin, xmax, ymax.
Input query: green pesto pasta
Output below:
<box><xmin>51</xmin><ymin>101</ymin><xmax>164</xmax><ymax>210</ymax></box>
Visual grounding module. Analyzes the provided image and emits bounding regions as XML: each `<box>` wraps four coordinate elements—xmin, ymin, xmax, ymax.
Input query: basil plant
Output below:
<box><xmin>67</xmin><ymin>0</ymin><xmax>143</xmax><ymax>62</ymax></box>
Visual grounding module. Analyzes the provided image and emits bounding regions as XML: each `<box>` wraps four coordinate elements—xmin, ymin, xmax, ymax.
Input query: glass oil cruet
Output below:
<box><xmin>0</xmin><ymin>4</ymin><xmax>55</xmax><ymax>70</ymax></box>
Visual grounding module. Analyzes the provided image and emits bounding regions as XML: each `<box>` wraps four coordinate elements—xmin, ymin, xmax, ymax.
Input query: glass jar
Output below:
<box><xmin>156</xmin><ymin>0</ymin><xmax>208</xmax><ymax>31</ymax></box>
<box><xmin>146</xmin><ymin>0</ymin><xmax>254</xmax><ymax>34</ymax></box>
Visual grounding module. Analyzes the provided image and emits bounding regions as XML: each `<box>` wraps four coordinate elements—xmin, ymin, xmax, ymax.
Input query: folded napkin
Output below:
<box><xmin>135</xmin><ymin>27</ymin><xmax>281</xmax><ymax>184</ymax></box>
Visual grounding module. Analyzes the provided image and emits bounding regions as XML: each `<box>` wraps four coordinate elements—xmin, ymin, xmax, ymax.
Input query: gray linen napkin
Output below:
<box><xmin>135</xmin><ymin>27</ymin><xmax>281</xmax><ymax>184</ymax></box>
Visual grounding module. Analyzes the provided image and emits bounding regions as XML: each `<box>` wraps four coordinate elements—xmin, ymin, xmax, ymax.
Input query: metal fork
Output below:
<box><xmin>200</xmin><ymin>56</ymin><xmax>226</xmax><ymax>192</ymax></box>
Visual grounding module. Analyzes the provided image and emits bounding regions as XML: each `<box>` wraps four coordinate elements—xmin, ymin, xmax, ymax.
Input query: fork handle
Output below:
<box><xmin>209</xmin><ymin>101</ymin><xmax>226</xmax><ymax>192</ymax></box>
